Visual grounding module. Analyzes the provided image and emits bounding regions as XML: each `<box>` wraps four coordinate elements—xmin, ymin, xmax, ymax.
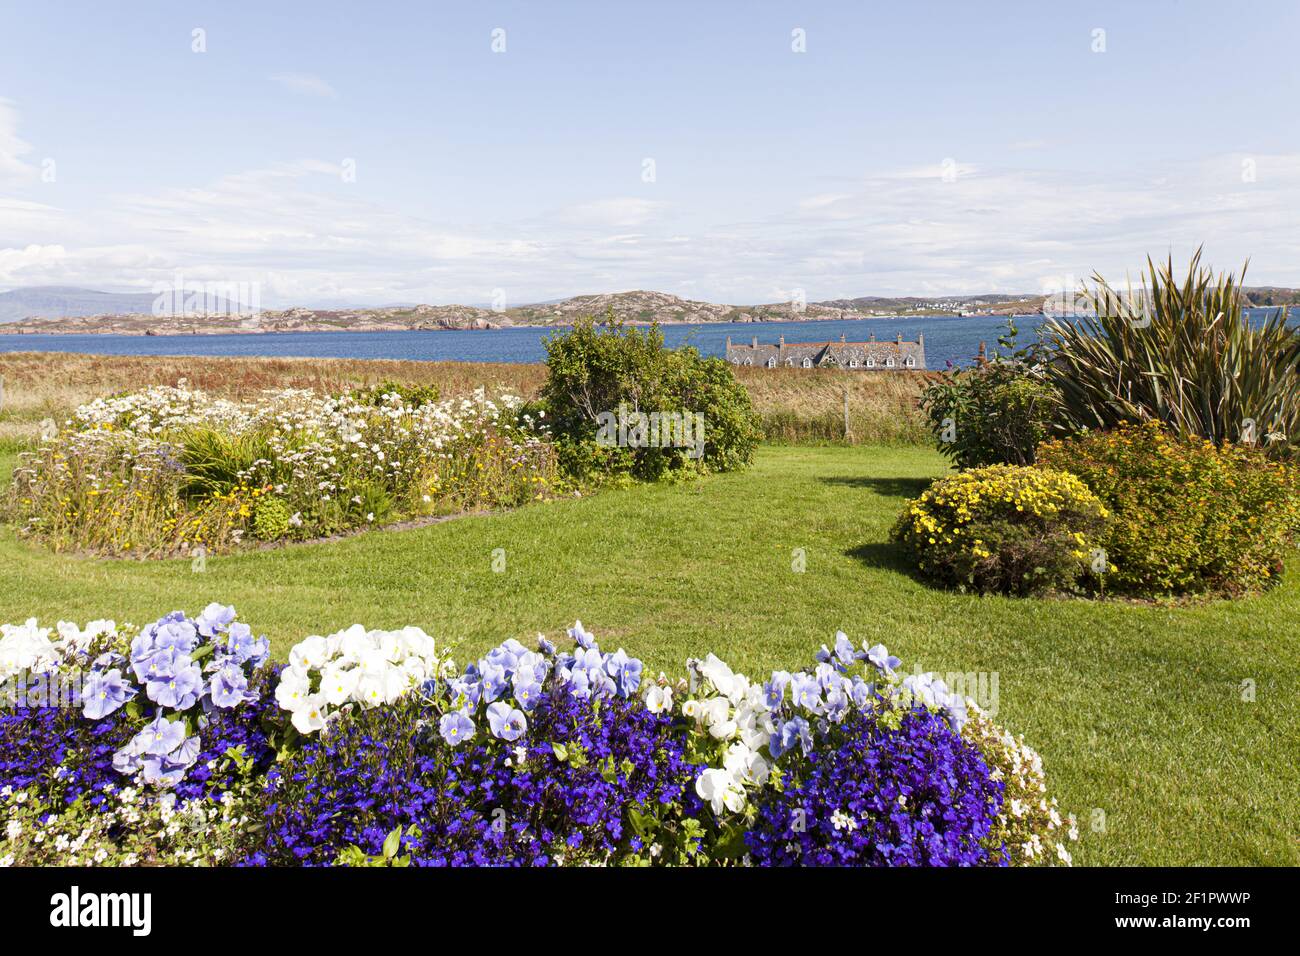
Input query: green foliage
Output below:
<box><xmin>350</xmin><ymin>379</ymin><xmax>440</xmax><ymax>408</ymax></box>
<box><xmin>892</xmin><ymin>464</ymin><xmax>1110</xmax><ymax>596</ymax></box>
<box><xmin>921</xmin><ymin>322</ymin><xmax>1061</xmax><ymax>468</ymax></box>
<box><xmin>1038</xmin><ymin>422</ymin><xmax>1300</xmax><ymax>597</ymax></box>
<box><xmin>1043</xmin><ymin>250</ymin><xmax>1300</xmax><ymax>451</ymax></box>
<box><xmin>176</xmin><ymin>427</ymin><xmax>277</xmax><ymax>499</ymax></box>
<box><xmin>251</xmin><ymin>495</ymin><xmax>294</xmax><ymax>541</ymax></box>
<box><xmin>539</xmin><ymin>313</ymin><xmax>760</xmax><ymax>481</ymax></box>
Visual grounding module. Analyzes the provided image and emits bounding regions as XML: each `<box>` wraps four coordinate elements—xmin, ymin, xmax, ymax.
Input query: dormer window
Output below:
<box><xmin>904</xmin><ymin>356</ymin><xmax>915</xmax><ymax>368</ymax></box>
<box><xmin>866</xmin><ymin>357</ymin><xmax>876</xmax><ymax>368</ymax></box>
<box><xmin>743</xmin><ymin>358</ymin><xmax>752</xmax><ymax>365</ymax></box>
<box><xmin>849</xmin><ymin>358</ymin><xmax>859</xmax><ymax>368</ymax></box>
<box><xmin>886</xmin><ymin>357</ymin><xmax>896</xmax><ymax>368</ymax></box>
<box><xmin>802</xmin><ymin>358</ymin><xmax>812</xmax><ymax>368</ymax></box>
<box><xmin>767</xmin><ymin>357</ymin><xmax>776</xmax><ymax>368</ymax></box>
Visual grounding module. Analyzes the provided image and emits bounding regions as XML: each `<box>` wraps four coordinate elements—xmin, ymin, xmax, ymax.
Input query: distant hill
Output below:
<box><xmin>817</xmin><ymin>293</ymin><xmax>1048</xmax><ymax>316</ymax></box>
<box><xmin>1</xmin><ymin>285</ymin><xmax>1295</xmax><ymax>335</ymax></box>
<box><xmin>0</xmin><ymin>286</ymin><xmax>246</xmax><ymax>324</ymax></box>
<box><xmin>0</xmin><ymin>286</ymin><xmax>162</xmax><ymax>323</ymax></box>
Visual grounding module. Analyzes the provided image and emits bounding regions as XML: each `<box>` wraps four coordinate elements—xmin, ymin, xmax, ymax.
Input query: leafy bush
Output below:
<box><xmin>350</xmin><ymin>379</ymin><xmax>440</xmax><ymax>408</ymax></box>
<box><xmin>251</xmin><ymin>495</ymin><xmax>293</xmax><ymax>540</ymax></box>
<box><xmin>892</xmin><ymin>464</ymin><xmax>1110</xmax><ymax>596</ymax></box>
<box><xmin>921</xmin><ymin>323</ymin><xmax>1060</xmax><ymax>468</ymax></box>
<box><xmin>539</xmin><ymin>315</ymin><xmax>760</xmax><ymax>481</ymax></box>
<box><xmin>1038</xmin><ymin>422</ymin><xmax>1300</xmax><ymax>596</ymax></box>
<box><xmin>1043</xmin><ymin>251</ymin><xmax>1300</xmax><ymax>451</ymax></box>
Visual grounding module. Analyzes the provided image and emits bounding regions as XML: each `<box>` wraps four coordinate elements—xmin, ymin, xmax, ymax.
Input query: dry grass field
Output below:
<box><xmin>0</xmin><ymin>351</ymin><xmax>929</xmax><ymax>448</ymax></box>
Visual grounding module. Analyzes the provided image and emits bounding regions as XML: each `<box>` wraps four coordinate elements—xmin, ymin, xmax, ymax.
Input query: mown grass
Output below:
<box><xmin>0</xmin><ymin>443</ymin><xmax>1296</xmax><ymax>866</ymax></box>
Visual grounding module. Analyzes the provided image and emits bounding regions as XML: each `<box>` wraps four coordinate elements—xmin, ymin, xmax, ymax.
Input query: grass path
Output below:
<box><xmin>2</xmin><ymin>444</ymin><xmax>1297</xmax><ymax>865</ymax></box>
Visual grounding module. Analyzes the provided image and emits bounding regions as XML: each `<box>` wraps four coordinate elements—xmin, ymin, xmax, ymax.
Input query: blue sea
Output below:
<box><xmin>1</xmin><ymin>310</ymin><xmax>1292</xmax><ymax>370</ymax></box>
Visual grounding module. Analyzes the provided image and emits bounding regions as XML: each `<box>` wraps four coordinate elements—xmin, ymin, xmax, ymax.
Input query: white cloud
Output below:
<box><xmin>269</xmin><ymin>72</ymin><xmax>339</xmax><ymax>99</ymax></box>
<box><xmin>557</xmin><ymin>197</ymin><xmax>667</xmax><ymax>228</ymax></box>
<box><xmin>0</xmin><ymin>98</ymin><xmax>38</xmax><ymax>184</ymax></box>
<box><xmin>3</xmin><ymin>147</ymin><xmax>1300</xmax><ymax>303</ymax></box>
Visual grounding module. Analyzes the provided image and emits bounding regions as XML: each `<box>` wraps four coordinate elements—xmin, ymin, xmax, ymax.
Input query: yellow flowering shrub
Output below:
<box><xmin>891</xmin><ymin>464</ymin><xmax>1109</xmax><ymax>596</ymax></box>
<box><xmin>1038</xmin><ymin>421</ymin><xmax>1300</xmax><ymax>597</ymax></box>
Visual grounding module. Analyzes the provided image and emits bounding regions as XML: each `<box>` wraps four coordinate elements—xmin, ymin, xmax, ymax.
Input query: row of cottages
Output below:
<box><xmin>724</xmin><ymin>332</ymin><xmax>926</xmax><ymax>370</ymax></box>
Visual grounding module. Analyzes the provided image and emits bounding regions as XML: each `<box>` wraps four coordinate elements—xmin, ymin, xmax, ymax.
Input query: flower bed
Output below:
<box><xmin>0</xmin><ymin>608</ymin><xmax>1076</xmax><ymax>867</ymax></box>
<box><xmin>5</xmin><ymin>383</ymin><xmax>557</xmax><ymax>556</ymax></box>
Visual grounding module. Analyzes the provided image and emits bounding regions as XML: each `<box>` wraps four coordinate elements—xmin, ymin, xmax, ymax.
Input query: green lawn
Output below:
<box><xmin>2</xmin><ymin>444</ymin><xmax>1297</xmax><ymax>865</ymax></box>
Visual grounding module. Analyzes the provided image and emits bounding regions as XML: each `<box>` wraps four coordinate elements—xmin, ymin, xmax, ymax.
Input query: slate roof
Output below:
<box><xmin>725</xmin><ymin>334</ymin><xmax>925</xmax><ymax>370</ymax></box>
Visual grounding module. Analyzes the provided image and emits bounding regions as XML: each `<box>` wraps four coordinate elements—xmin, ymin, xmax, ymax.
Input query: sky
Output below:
<box><xmin>1</xmin><ymin>0</ymin><xmax>1299</xmax><ymax>307</ymax></box>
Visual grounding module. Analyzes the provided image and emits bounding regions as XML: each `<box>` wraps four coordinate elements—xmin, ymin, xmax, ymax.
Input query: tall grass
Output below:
<box><xmin>1043</xmin><ymin>251</ymin><xmax>1300</xmax><ymax>449</ymax></box>
<box><xmin>0</xmin><ymin>352</ymin><xmax>932</xmax><ymax>448</ymax></box>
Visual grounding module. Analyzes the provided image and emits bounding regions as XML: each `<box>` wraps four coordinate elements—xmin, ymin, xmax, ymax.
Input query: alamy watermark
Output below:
<box><xmin>151</xmin><ymin>273</ymin><xmax>261</xmax><ymax>319</ymax></box>
<box><xmin>595</xmin><ymin>404</ymin><xmax>706</xmax><ymax>460</ymax></box>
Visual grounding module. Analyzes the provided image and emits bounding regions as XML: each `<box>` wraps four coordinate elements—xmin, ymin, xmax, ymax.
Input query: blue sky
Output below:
<box><xmin>2</xmin><ymin>0</ymin><xmax>1298</xmax><ymax>306</ymax></box>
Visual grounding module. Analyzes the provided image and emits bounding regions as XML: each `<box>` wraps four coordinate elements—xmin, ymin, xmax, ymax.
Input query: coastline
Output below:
<box><xmin>0</xmin><ymin>311</ymin><xmax>1046</xmax><ymax>337</ymax></box>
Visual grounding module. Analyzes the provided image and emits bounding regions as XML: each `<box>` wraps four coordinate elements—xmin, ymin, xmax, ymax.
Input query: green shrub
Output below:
<box><xmin>539</xmin><ymin>314</ymin><xmax>760</xmax><ymax>481</ymax></box>
<box><xmin>350</xmin><ymin>378</ymin><xmax>440</xmax><ymax>408</ymax></box>
<box><xmin>921</xmin><ymin>324</ymin><xmax>1060</xmax><ymax>468</ymax></box>
<box><xmin>1038</xmin><ymin>421</ymin><xmax>1300</xmax><ymax>596</ymax></box>
<box><xmin>892</xmin><ymin>464</ymin><xmax>1110</xmax><ymax>596</ymax></box>
<box><xmin>1043</xmin><ymin>250</ymin><xmax>1300</xmax><ymax>452</ymax></box>
<box><xmin>251</xmin><ymin>495</ymin><xmax>294</xmax><ymax>541</ymax></box>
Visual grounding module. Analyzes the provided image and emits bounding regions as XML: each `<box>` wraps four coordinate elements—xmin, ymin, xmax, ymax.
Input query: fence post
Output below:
<box><xmin>842</xmin><ymin>385</ymin><xmax>850</xmax><ymax>441</ymax></box>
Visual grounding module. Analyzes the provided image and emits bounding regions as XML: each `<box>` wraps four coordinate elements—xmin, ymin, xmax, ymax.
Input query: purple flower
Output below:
<box><xmin>151</xmin><ymin>615</ymin><xmax>199</xmax><ymax>655</ymax></box>
<box><xmin>790</xmin><ymin>674</ymin><xmax>824</xmax><ymax>714</ymax></box>
<box><xmin>196</xmin><ymin>602</ymin><xmax>237</xmax><ymax>638</ymax></box>
<box><xmin>139</xmin><ymin>715</ymin><xmax>188</xmax><ymax>756</ymax></box>
<box><xmin>604</xmin><ymin>649</ymin><xmax>643</xmax><ymax>697</ymax></box>
<box><xmin>439</xmin><ymin>711</ymin><xmax>475</xmax><ymax>745</ymax></box>
<box><xmin>131</xmin><ymin>641</ymin><xmax>188</xmax><ymax>684</ymax></box>
<box><xmin>568</xmin><ymin>620</ymin><xmax>595</xmax><ymax>649</ymax></box>
<box><xmin>146</xmin><ymin>658</ymin><xmax>203</xmax><ymax>710</ymax></box>
<box><xmin>479</xmin><ymin>663</ymin><xmax>507</xmax><ymax>703</ymax></box>
<box><xmin>772</xmin><ymin>716</ymin><xmax>812</xmax><ymax>759</ymax></box>
<box><xmin>209</xmin><ymin>663</ymin><xmax>252</xmax><ymax>709</ymax></box>
<box><xmin>746</xmin><ymin>705</ymin><xmax>1003</xmax><ymax>867</ymax></box>
<box><xmin>765</xmin><ymin>671</ymin><xmax>792</xmax><ymax>709</ymax></box>
<box><xmin>486</xmin><ymin>701</ymin><xmax>527</xmax><ymax>741</ymax></box>
<box><xmin>223</xmin><ymin>622</ymin><xmax>269</xmax><ymax>667</ymax></box>
<box><xmin>864</xmin><ymin>643</ymin><xmax>901</xmax><ymax>677</ymax></box>
<box><xmin>513</xmin><ymin>679</ymin><xmax>542</xmax><ymax>712</ymax></box>
<box><xmin>81</xmin><ymin>668</ymin><xmax>136</xmax><ymax>720</ymax></box>
<box><xmin>833</xmin><ymin>632</ymin><xmax>856</xmax><ymax>667</ymax></box>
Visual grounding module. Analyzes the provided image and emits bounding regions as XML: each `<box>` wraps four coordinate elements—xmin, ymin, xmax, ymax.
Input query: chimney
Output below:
<box><xmin>917</xmin><ymin>333</ymin><xmax>924</xmax><ymax>346</ymax></box>
<box><xmin>778</xmin><ymin>335</ymin><xmax>785</xmax><ymax>347</ymax></box>
<box><xmin>726</xmin><ymin>335</ymin><xmax>732</xmax><ymax>348</ymax></box>
<box><xmin>752</xmin><ymin>336</ymin><xmax>758</xmax><ymax>348</ymax></box>
<box><xmin>869</xmin><ymin>332</ymin><xmax>876</xmax><ymax>342</ymax></box>
<box><xmin>896</xmin><ymin>332</ymin><xmax>903</xmax><ymax>344</ymax></box>
<box><xmin>839</xmin><ymin>333</ymin><xmax>846</xmax><ymax>343</ymax></box>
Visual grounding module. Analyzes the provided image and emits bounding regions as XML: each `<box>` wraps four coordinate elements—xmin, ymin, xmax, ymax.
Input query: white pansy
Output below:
<box><xmin>290</xmin><ymin>694</ymin><xmax>328</xmax><ymax>734</ymax></box>
<box><xmin>0</xmin><ymin>619</ymin><xmax>61</xmax><ymax>680</ymax></box>
<box><xmin>695</xmin><ymin>768</ymin><xmax>746</xmax><ymax>816</ymax></box>
<box><xmin>275</xmin><ymin>624</ymin><xmax>443</xmax><ymax>733</ymax></box>
<box><xmin>644</xmin><ymin>684</ymin><xmax>673</xmax><ymax>714</ymax></box>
